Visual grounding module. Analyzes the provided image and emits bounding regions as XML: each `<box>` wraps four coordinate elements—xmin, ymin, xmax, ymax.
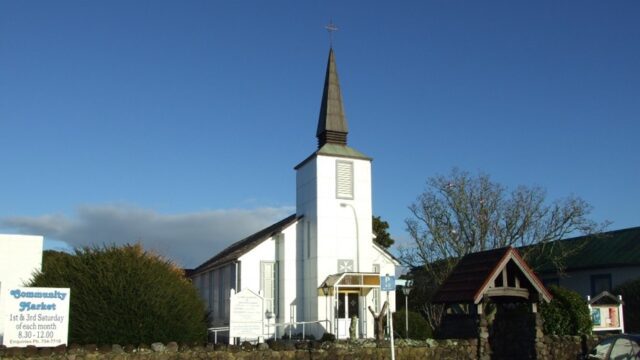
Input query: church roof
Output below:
<box><xmin>192</xmin><ymin>214</ymin><xmax>300</xmax><ymax>275</ymax></box>
<box><xmin>316</xmin><ymin>48</ymin><xmax>349</xmax><ymax>148</ymax></box>
<box><xmin>294</xmin><ymin>143</ymin><xmax>371</xmax><ymax>170</ymax></box>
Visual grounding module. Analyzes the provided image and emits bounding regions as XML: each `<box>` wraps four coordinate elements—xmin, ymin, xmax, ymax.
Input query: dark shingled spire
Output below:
<box><xmin>316</xmin><ymin>48</ymin><xmax>349</xmax><ymax>148</ymax></box>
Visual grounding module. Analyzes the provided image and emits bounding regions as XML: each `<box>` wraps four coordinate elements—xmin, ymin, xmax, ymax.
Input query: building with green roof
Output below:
<box><xmin>534</xmin><ymin>226</ymin><xmax>640</xmax><ymax>297</ymax></box>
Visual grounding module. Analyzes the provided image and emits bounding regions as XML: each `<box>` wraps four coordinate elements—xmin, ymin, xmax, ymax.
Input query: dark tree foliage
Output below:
<box><xmin>373</xmin><ymin>215</ymin><xmax>395</xmax><ymax>249</ymax></box>
<box><xmin>613</xmin><ymin>277</ymin><xmax>640</xmax><ymax>332</ymax></box>
<box><xmin>540</xmin><ymin>285</ymin><xmax>592</xmax><ymax>335</ymax></box>
<box><xmin>29</xmin><ymin>245</ymin><xmax>207</xmax><ymax>345</ymax></box>
<box><xmin>392</xmin><ymin>309</ymin><xmax>433</xmax><ymax>339</ymax></box>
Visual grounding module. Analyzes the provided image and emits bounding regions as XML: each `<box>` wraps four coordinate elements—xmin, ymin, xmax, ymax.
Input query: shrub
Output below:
<box><xmin>29</xmin><ymin>245</ymin><xmax>207</xmax><ymax>345</ymax></box>
<box><xmin>320</xmin><ymin>332</ymin><xmax>336</xmax><ymax>342</ymax></box>
<box><xmin>392</xmin><ymin>309</ymin><xmax>433</xmax><ymax>339</ymax></box>
<box><xmin>280</xmin><ymin>332</ymin><xmax>315</xmax><ymax>341</ymax></box>
<box><xmin>613</xmin><ymin>277</ymin><xmax>640</xmax><ymax>332</ymax></box>
<box><xmin>540</xmin><ymin>285</ymin><xmax>591</xmax><ymax>335</ymax></box>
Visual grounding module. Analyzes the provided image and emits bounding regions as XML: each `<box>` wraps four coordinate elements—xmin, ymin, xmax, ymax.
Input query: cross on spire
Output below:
<box><xmin>325</xmin><ymin>21</ymin><xmax>338</xmax><ymax>47</ymax></box>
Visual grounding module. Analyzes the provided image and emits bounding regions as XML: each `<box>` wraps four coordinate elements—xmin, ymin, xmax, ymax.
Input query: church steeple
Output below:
<box><xmin>316</xmin><ymin>48</ymin><xmax>349</xmax><ymax>148</ymax></box>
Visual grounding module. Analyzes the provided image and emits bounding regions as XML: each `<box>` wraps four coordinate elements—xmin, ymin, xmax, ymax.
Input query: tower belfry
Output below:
<box><xmin>316</xmin><ymin>48</ymin><xmax>349</xmax><ymax>148</ymax></box>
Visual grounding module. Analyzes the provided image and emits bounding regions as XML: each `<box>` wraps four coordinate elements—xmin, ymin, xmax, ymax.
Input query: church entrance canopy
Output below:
<box><xmin>318</xmin><ymin>272</ymin><xmax>382</xmax><ymax>339</ymax></box>
<box><xmin>318</xmin><ymin>272</ymin><xmax>380</xmax><ymax>296</ymax></box>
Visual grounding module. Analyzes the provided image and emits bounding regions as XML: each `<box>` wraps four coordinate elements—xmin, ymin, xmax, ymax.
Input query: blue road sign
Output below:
<box><xmin>380</xmin><ymin>275</ymin><xmax>396</xmax><ymax>291</ymax></box>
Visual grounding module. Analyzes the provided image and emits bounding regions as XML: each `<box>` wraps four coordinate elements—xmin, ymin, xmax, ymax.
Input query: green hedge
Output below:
<box><xmin>29</xmin><ymin>245</ymin><xmax>207</xmax><ymax>345</ymax></box>
<box><xmin>540</xmin><ymin>285</ymin><xmax>591</xmax><ymax>335</ymax></box>
<box><xmin>392</xmin><ymin>309</ymin><xmax>433</xmax><ymax>339</ymax></box>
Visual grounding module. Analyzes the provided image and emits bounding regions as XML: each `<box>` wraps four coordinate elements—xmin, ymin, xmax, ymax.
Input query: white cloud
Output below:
<box><xmin>1</xmin><ymin>204</ymin><xmax>294</xmax><ymax>268</ymax></box>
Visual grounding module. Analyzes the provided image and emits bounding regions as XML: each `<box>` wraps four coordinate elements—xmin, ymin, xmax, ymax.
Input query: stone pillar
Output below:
<box><xmin>477</xmin><ymin>305</ymin><xmax>491</xmax><ymax>360</ymax></box>
<box><xmin>533</xmin><ymin>311</ymin><xmax>546</xmax><ymax>360</ymax></box>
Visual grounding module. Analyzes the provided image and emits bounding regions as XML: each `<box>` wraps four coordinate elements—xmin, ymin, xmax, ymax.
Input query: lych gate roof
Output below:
<box><xmin>192</xmin><ymin>214</ymin><xmax>299</xmax><ymax>275</ymax></box>
<box><xmin>432</xmin><ymin>246</ymin><xmax>551</xmax><ymax>304</ymax></box>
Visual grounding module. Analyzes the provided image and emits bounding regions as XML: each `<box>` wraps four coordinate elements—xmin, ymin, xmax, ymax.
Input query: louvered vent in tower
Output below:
<box><xmin>336</xmin><ymin>160</ymin><xmax>354</xmax><ymax>199</ymax></box>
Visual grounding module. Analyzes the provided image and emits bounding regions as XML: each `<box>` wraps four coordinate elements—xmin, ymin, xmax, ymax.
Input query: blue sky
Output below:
<box><xmin>1</xmin><ymin>1</ymin><xmax>639</xmax><ymax>268</ymax></box>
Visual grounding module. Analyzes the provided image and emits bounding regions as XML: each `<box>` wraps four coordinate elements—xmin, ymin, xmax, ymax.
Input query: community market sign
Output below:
<box><xmin>2</xmin><ymin>287</ymin><xmax>70</xmax><ymax>347</ymax></box>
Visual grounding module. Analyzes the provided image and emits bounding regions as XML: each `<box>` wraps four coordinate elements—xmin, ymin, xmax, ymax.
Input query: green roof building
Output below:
<box><xmin>534</xmin><ymin>226</ymin><xmax>640</xmax><ymax>297</ymax></box>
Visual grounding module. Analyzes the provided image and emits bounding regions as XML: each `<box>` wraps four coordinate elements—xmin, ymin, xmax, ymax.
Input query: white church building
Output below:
<box><xmin>190</xmin><ymin>48</ymin><xmax>399</xmax><ymax>340</ymax></box>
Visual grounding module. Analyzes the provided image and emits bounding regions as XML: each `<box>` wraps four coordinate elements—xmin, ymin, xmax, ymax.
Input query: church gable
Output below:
<box><xmin>372</xmin><ymin>242</ymin><xmax>400</xmax><ymax>266</ymax></box>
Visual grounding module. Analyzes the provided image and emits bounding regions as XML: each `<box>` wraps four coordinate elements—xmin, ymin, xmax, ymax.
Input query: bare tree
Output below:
<box><xmin>368</xmin><ymin>301</ymin><xmax>389</xmax><ymax>342</ymax></box>
<box><xmin>401</xmin><ymin>168</ymin><xmax>607</xmax><ymax>329</ymax></box>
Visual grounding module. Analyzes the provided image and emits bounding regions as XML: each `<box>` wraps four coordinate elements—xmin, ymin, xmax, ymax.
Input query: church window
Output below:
<box><xmin>590</xmin><ymin>274</ymin><xmax>612</xmax><ymax>296</ymax></box>
<box><xmin>197</xmin><ymin>274</ymin><xmax>206</xmax><ymax>304</ymax></box>
<box><xmin>208</xmin><ymin>271</ymin><xmax>216</xmax><ymax>312</ymax></box>
<box><xmin>372</xmin><ymin>264</ymin><xmax>380</xmax><ymax>312</ymax></box>
<box><xmin>223</xmin><ymin>265</ymin><xmax>231</xmax><ymax>319</ymax></box>
<box><xmin>216</xmin><ymin>270</ymin><xmax>223</xmax><ymax>319</ymax></box>
<box><xmin>336</xmin><ymin>160</ymin><xmax>354</xmax><ymax>199</ymax></box>
<box><xmin>261</xmin><ymin>261</ymin><xmax>277</xmax><ymax>314</ymax></box>
<box><xmin>306</xmin><ymin>221</ymin><xmax>311</xmax><ymax>258</ymax></box>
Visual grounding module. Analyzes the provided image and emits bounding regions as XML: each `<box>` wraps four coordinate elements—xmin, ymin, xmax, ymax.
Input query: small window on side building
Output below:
<box><xmin>590</xmin><ymin>274</ymin><xmax>612</xmax><ymax>296</ymax></box>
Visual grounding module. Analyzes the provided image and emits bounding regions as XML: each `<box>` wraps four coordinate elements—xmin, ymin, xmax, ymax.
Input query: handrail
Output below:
<box><xmin>270</xmin><ymin>320</ymin><xmax>330</xmax><ymax>340</ymax></box>
<box><xmin>207</xmin><ymin>327</ymin><xmax>230</xmax><ymax>344</ymax></box>
<box><xmin>208</xmin><ymin>320</ymin><xmax>330</xmax><ymax>344</ymax></box>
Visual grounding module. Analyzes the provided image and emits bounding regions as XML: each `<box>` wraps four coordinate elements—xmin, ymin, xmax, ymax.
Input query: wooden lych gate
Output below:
<box><xmin>432</xmin><ymin>246</ymin><xmax>552</xmax><ymax>360</ymax></box>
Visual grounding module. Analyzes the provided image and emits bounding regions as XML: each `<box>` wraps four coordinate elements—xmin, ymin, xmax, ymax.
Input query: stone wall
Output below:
<box><xmin>537</xmin><ymin>335</ymin><xmax>601</xmax><ymax>360</ymax></box>
<box><xmin>0</xmin><ymin>336</ymin><xmax>599</xmax><ymax>359</ymax></box>
<box><xmin>0</xmin><ymin>339</ymin><xmax>474</xmax><ymax>360</ymax></box>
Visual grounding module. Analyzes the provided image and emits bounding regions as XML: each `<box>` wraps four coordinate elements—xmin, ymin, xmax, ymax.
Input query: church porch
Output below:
<box><xmin>319</xmin><ymin>272</ymin><xmax>382</xmax><ymax>339</ymax></box>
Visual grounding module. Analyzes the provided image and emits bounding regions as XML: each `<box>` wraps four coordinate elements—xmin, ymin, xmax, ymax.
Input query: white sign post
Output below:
<box><xmin>229</xmin><ymin>289</ymin><xmax>264</xmax><ymax>344</ymax></box>
<box><xmin>2</xmin><ymin>287</ymin><xmax>70</xmax><ymax>347</ymax></box>
<box><xmin>381</xmin><ymin>274</ymin><xmax>396</xmax><ymax>360</ymax></box>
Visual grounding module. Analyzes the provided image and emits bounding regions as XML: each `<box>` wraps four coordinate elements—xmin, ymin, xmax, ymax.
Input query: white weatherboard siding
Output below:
<box><xmin>372</xmin><ymin>244</ymin><xmax>398</xmax><ymax>306</ymax></box>
<box><xmin>0</xmin><ymin>234</ymin><xmax>44</xmax><ymax>343</ymax></box>
<box><xmin>315</xmin><ymin>156</ymin><xmax>372</xmax><ymax>274</ymax></box>
<box><xmin>239</xmin><ymin>239</ymin><xmax>276</xmax><ymax>296</ymax></box>
<box><xmin>295</xmin><ymin>153</ymin><xmax>395</xmax><ymax>338</ymax></box>
<box><xmin>278</xmin><ymin>222</ymin><xmax>299</xmax><ymax>326</ymax></box>
<box><xmin>552</xmin><ymin>266</ymin><xmax>640</xmax><ymax>297</ymax></box>
<box><xmin>296</xmin><ymin>157</ymin><xmax>317</xmax><ymax>325</ymax></box>
<box><xmin>238</xmin><ymin>221</ymin><xmax>298</xmax><ymax>328</ymax></box>
<box><xmin>193</xmin><ymin>263</ymin><xmax>236</xmax><ymax>327</ymax></box>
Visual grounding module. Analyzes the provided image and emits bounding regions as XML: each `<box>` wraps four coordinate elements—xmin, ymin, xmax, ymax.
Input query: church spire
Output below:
<box><xmin>316</xmin><ymin>48</ymin><xmax>349</xmax><ymax>148</ymax></box>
